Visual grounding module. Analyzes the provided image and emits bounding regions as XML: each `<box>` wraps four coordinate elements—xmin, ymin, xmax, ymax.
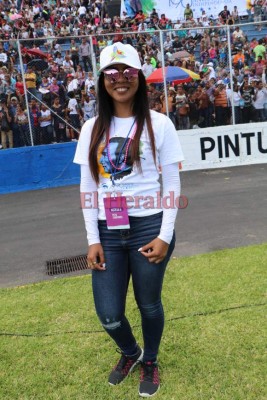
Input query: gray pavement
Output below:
<box><xmin>0</xmin><ymin>164</ymin><xmax>266</xmax><ymax>288</ymax></box>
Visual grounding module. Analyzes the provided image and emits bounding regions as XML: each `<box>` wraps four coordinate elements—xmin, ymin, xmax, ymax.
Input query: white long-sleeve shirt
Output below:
<box><xmin>74</xmin><ymin>111</ymin><xmax>184</xmax><ymax>245</ymax></box>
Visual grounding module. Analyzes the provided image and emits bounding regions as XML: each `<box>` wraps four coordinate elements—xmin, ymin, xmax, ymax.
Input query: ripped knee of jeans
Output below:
<box><xmin>139</xmin><ymin>300</ymin><xmax>163</xmax><ymax>319</ymax></box>
<box><xmin>102</xmin><ymin>318</ymin><xmax>121</xmax><ymax>330</ymax></box>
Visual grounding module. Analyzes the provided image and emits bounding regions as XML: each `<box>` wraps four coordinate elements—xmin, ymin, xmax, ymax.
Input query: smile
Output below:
<box><xmin>114</xmin><ymin>87</ymin><xmax>129</xmax><ymax>92</ymax></box>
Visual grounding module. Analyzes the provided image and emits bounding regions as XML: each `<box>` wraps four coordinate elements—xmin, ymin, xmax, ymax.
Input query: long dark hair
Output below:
<box><xmin>89</xmin><ymin>71</ymin><xmax>156</xmax><ymax>183</ymax></box>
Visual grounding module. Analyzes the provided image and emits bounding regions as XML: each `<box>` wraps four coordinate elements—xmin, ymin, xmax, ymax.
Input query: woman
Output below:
<box><xmin>175</xmin><ymin>85</ymin><xmax>190</xmax><ymax>130</ymax></box>
<box><xmin>15</xmin><ymin>103</ymin><xmax>30</xmax><ymax>146</ymax></box>
<box><xmin>233</xmin><ymin>83</ymin><xmax>243</xmax><ymax>124</ymax></box>
<box><xmin>74</xmin><ymin>43</ymin><xmax>183</xmax><ymax>398</ymax></box>
<box><xmin>70</xmin><ymin>39</ymin><xmax>80</xmax><ymax>71</ymax></box>
<box><xmin>49</xmin><ymin>77</ymin><xmax>60</xmax><ymax>103</ymax></box>
<box><xmin>39</xmin><ymin>103</ymin><xmax>53</xmax><ymax>144</ymax></box>
<box><xmin>15</xmin><ymin>74</ymin><xmax>25</xmax><ymax>97</ymax></box>
<box><xmin>39</xmin><ymin>76</ymin><xmax>51</xmax><ymax>105</ymax></box>
<box><xmin>75</xmin><ymin>65</ymin><xmax>86</xmax><ymax>90</ymax></box>
<box><xmin>51</xmin><ymin>96</ymin><xmax>67</xmax><ymax>142</ymax></box>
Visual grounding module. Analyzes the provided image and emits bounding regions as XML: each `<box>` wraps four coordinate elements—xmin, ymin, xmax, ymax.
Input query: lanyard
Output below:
<box><xmin>106</xmin><ymin>119</ymin><xmax>136</xmax><ymax>186</ymax></box>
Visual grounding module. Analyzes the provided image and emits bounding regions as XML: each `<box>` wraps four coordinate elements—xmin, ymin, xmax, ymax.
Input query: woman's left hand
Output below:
<box><xmin>139</xmin><ymin>238</ymin><xmax>169</xmax><ymax>264</ymax></box>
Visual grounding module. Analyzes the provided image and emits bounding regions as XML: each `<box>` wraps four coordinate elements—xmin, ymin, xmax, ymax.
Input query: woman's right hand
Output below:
<box><xmin>87</xmin><ymin>243</ymin><xmax>106</xmax><ymax>271</ymax></box>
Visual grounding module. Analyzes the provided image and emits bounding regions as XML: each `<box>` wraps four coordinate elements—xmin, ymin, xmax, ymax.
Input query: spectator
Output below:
<box><xmin>195</xmin><ymin>85</ymin><xmax>213</xmax><ymax>127</ymax></box>
<box><xmin>0</xmin><ymin>49</ymin><xmax>8</xmax><ymax>65</ymax></box>
<box><xmin>254</xmin><ymin>0</ymin><xmax>263</xmax><ymax>31</ymax></box>
<box><xmin>24</xmin><ymin>65</ymin><xmax>39</xmax><ymax>101</ymax></box>
<box><xmin>75</xmin><ymin>65</ymin><xmax>86</xmax><ymax>89</ymax></box>
<box><xmin>78</xmin><ymin>4</ymin><xmax>87</xmax><ymax>19</ymax></box>
<box><xmin>184</xmin><ymin>4</ymin><xmax>193</xmax><ymax>21</ymax></box>
<box><xmin>81</xmin><ymin>91</ymin><xmax>96</xmax><ymax>121</ymax></box>
<box><xmin>147</xmin><ymin>84</ymin><xmax>161</xmax><ymax>108</ymax></box>
<box><xmin>85</xmin><ymin>71</ymin><xmax>95</xmax><ymax>94</ymax></box>
<box><xmin>163</xmin><ymin>36</ymin><xmax>173</xmax><ymax>51</ymax></box>
<box><xmin>39</xmin><ymin>103</ymin><xmax>53</xmax><ymax>144</ymax></box>
<box><xmin>175</xmin><ymin>85</ymin><xmax>190</xmax><ymax>129</ymax></box>
<box><xmin>0</xmin><ymin>99</ymin><xmax>13</xmax><ymax>149</ymax></box>
<box><xmin>253</xmin><ymin>39</ymin><xmax>266</xmax><ymax>61</ymax></box>
<box><xmin>160</xmin><ymin>86</ymin><xmax>176</xmax><ymax>125</ymax></box>
<box><xmin>135</xmin><ymin>10</ymin><xmax>146</xmax><ymax>24</ymax></box>
<box><xmin>218</xmin><ymin>6</ymin><xmax>230</xmax><ymax>24</ymax></box>
<box><xmin>66</xmin><ymin>74</ymin><xmax>79</xmax><ymax>95</ymax></box>
<box><xmin>232</xmin><ymin>83</ymin><xmax>243</xmax><ymax>124</ymax></box>
<box><xmin>49</xmin><ymin>60</ymin><xmax>60</xmax><ymax>76</ymax></box>
<box><xmin>70</xmin><ymin>39</ymin><xmax>80</xmax><ymax>71</ymax></box>
<box><xmin>8</xmin><ymin>96</ymin><xmax>20</xmax><ymax>147</ymax></box>
<box><xmin>62</xmin><ymin>54</ymin><xmax>74</xmax><ymax>74</ymax></box>
<box><xmin>159</xmin><ymin>13</ymin><xmax>168</xmax><ymax>29</ymax></box>
<box><xmin>233</xmin><ymin>48</ymin><xmax>245</xmax><ymax>70</ymax></box>
<box><xmin>240</xmin><ymin>79</ymin><xmax>255</xmax><ymax>123</ymax></box>
<box><xmin>208</xmin><ymin>44</ymin><xmax>218</xmax><ymax>67</ymax></box>
<box><xmin>151</xmin><ymin>99</ymin><xmax>163</xmax><ymax>113</ymax></box>
<box><xmin>231</xmin><ymin>5</ymin><xmax>240</xmax><ymax>23</ymax></box>
<box><xmin>55</xmin><ymin>52</ymin><xmax>64</xmax><ymax>66</ymax></box>
<box><xmin>15</xmin><ymin>74</ymin><xmax>24</xmax><ymax>98</ymax></box>
<box><xmin>15</xmin><ymin>103</ymin><xmax>30</xmax><ymax>146</ymax></box>
<box><xmin>252</xmin><ymin>56</ymin><xmax>266</xmax><ymax>77</ymax></box>
<box><xmin>246</xmin><ymin>0</ymin><xmax>253</xmax><ymax>22</ymax></box>
<box><xmin>232</xmin><ymin>26</ymin><xmax>246</xmax><ymax>44</ymax></box>
<box><xmin>253</xmin><ymin>79</ymin><xmax>267</xmax><ymax>121</ymax></box>
<box><xmin>51</xmin><ymin>96</ymin><xmax>67</xmax><ymax>142</ymax></box>
<box><xmin>29</xmin><ymin>98</ymin><xmax>41</xmax><ymax>145</ymax></box>
<box><xmin>67</xmin><ymin>90</ymin><xmax>80</xmax><ymax>141</ymax></box>
<box><xmin>79</xmin><ymin>38</ymin><xmax>92</xmax><ymax>72</ymax></box>
<box><xmin>88</xmin><ymin>85</ymin><xmax>97</xmax><ymax>103</ymax></box>
<box><xmin>214</xmin><ymin>80</ymin><xmax>228</xmax><ymax>126</ymax></box>
<box><xmin>141</xmin><ymin>57</ymin><xmax>155</xmax><ymax>78</ymax></box>
<box><xmin>39</xmin><ymin>76</ymin><xmax>51</xmax><ymax>105</ymax></box>
<box><xmin>49</xmin><ymin>77</ymin><xmax>60</xmax><ymax>102</ymax></box>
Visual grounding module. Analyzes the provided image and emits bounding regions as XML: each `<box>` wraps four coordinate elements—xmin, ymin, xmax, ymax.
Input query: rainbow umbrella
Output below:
<box><xmin>146</xmin><ymin>66</ymin><xmax>199</xmax><ymax>84</ymax></box>
<box><xmin>180</xmin><ymin>68</ymin><xmax>200</xmax><ymax>80</ymax></box>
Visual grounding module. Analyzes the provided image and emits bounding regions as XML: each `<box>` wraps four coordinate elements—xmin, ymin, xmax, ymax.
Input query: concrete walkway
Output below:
<box><xmin>0</xmin><ymin>164</ymin><xmax>266</xmax><ymax>288</ymax></box>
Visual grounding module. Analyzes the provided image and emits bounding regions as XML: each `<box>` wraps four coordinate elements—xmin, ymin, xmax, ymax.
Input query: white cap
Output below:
<box><xmin>99</xmin><ymin>42</ymin><xmax>142</xmax><ymax>72</ymax></box>
<box><xmin>207</xmin><ymin>62</ymin><xmax>213</xmax><ymax>67</ymax></box>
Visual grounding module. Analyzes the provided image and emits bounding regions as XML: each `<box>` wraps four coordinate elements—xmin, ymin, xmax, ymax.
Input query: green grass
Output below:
<box><xmin>0</xmin><ymin>243</ymin><xmax>266</xmax><ymax>400</ymax></box>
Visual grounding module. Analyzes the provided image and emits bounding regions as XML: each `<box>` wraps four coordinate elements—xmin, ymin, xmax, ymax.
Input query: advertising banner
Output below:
<box><xmin>178</xmin><ymin>122</ymin><xmax>267</xmax><ymax>171</ymax></box>
<box><xmin>121</xmin><ymin>0</ymin><xmax>247</xmax><ymax>21</ymax></box>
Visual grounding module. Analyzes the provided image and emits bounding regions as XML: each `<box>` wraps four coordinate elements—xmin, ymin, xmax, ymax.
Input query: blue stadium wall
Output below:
<box><xmin>0</xmin><ymin>143</ymin><xmax>80</xmax><ymax>195</ymax></box>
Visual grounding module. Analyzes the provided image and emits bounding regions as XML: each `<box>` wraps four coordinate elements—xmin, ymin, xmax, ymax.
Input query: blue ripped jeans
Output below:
<box><xmin>92</xmin><ymin>212</ymin><xmax>175</xmax><ymax>362</ymax></box>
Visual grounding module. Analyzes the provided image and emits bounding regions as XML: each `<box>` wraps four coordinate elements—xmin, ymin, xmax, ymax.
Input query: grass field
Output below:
<box><xmin>0</xmin><ymin>243</ymin><xmax>266</xmax><ymax>400</ymax></box>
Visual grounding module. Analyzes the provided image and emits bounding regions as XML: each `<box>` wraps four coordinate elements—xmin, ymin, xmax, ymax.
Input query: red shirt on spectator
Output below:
<box><xmin>15</xmin><ymin>81</ymin><xmax>24</xmax><ymax>95</ymax></box>
<box><xmin>252</xmin><ymin>59</ymin><xmax>266</xmax><ymax>76</ymax></box>
<box><xmin>135</xmin><ymin>11</ymin><xmax>146</xmax><ymax>22</ymax></box>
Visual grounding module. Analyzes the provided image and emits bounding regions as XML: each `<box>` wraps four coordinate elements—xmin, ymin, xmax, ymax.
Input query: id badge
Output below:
<box><xmin>103</xmin><ymin>196</ymin><xmax>130</xmax><ymax>230</ymax></box>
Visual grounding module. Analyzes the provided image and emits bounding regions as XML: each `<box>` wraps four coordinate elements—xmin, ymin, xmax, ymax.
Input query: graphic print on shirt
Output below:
<box><xmin>97</xmin><ymin>137</ymin><xmax>144</xmax><ymax>181</ymax></box>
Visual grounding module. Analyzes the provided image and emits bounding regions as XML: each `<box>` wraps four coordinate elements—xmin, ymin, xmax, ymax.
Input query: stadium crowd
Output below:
<box><xmin>0</xmin><ymin>0</ymin><xmax>267</xmax><ymax>149</ymax></box>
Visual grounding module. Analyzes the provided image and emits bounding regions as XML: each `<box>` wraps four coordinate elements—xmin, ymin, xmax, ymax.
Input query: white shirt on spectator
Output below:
<box><xmin>68</xmin><ymin>98</ymin><xmax>78</xmax><ymax>115</ymax></box>
<box><xmin>142</xmin><ymin>62</ymin><xmax>155</xmax><ymax>78</ymax></box>
<box><xmin>253</xmin><ymin>88</ymin><xmax>267</xmax><ymax>109</ymax></box>
<box><xmin>40</xmin><ymin>110</ymin><xmax>51</xmax><ymax>127</ymax></box>
<box><xmin>67</xmin><ymin>78</ymin><xmax>79</xmax><ymax>93</ymax></box>
<box><xmin>78</xmin><ymin>5</ymin><xmax>86</xmax><ymax>16</ymax></box>
<box><xmin>0</xmin><ymin>52</ymin><xmax>7</xmax><ymax>64</ymax></box>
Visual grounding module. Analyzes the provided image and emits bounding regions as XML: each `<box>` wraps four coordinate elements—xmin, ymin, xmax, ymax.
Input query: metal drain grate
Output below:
<box><xmin>46</xmin><ymin>254</ymin><xmax>88</xmax><ymax>276</ymax></box>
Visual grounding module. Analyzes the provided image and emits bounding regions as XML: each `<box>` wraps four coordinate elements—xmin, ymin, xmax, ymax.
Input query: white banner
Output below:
<box><xmin>121</xmin><ymin>0</ymin><xmax>247</xmax><ymax>21</ymax></box>
<box><xmin>178</xmin><ymin>122</ymin><xmax>267</xmax><ymax>171</ymax></box>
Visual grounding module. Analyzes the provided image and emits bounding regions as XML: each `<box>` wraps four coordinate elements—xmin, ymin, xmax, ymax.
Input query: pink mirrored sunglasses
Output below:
<box><xmin>103</xmin><ymin>68</ymin><xmax>139</xmax><ymax>83</ymax></box>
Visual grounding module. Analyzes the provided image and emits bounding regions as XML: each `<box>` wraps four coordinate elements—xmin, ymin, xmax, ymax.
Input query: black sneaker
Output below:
<box><xmin>139</xmin><ymin>361</ymin><xmax>160</xmax><ymax>397</ymax></box>
<box><xmin>108</xmin><ymin>346</ymin><xmax>143</xmax><ymax>385</ymax></box>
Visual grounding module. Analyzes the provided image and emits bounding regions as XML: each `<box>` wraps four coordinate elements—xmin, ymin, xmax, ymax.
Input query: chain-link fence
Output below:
<box><xmin>0</xmin><ymin>21</ymin><xmax>266</xmax><ymax>149</ymax></box>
